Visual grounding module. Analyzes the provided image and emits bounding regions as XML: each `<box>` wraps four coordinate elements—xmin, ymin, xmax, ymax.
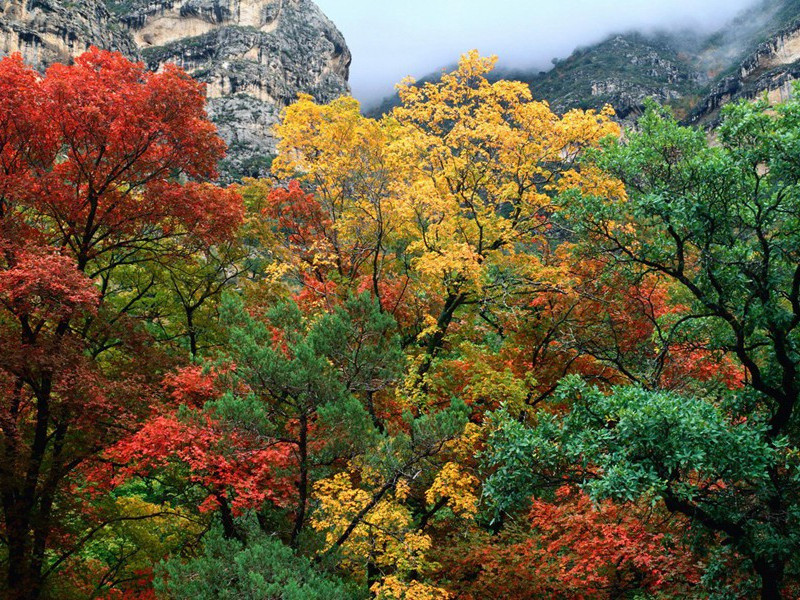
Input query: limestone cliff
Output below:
<box><xmin>690</xmin><ymin>14</ymin><xmax>800</xmax><ymax>124</ymax></box>
<box><xmin>0</xmin><ymin>0</ymin><xmax>136</xmax><ymax>70</ymax></box>
<box><xmin>530</xmin><ymin>0</ymin><xmax>800</xmax><ymax>125</ymax></box>
<box><xmin>369</xmin><ymin>0</ymin><xmax>800</xmax><ymax>128</ymax></box>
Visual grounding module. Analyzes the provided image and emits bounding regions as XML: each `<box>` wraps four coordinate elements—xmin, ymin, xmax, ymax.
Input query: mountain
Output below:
<box><xmin>368</xmin><ymin>0</ymin><xmax>800</xmax><ymax>126</ymax></box>
<box><xmin>527</xmin><ymin>0</ymin><xmax>800</xmax><ymax>123</ymax></box>
<box><xmin>510</xmin><ymin>32</ymin><xmax>704</xmax><ymax>121</ymax></box>
<box><xmin>0</xmin><ymin>0</ymin><xmax>351</xmax><ymax>181</ymax></box>
<box><xmin>0</xmin><ymin>0</ymin><xmax>137</xmax><ymax>68</ymax></box>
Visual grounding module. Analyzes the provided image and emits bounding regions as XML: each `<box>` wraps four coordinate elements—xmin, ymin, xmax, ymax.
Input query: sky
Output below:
<box><xmin>314</xmin><ymin>0</ymin><xmax>761</xmax><ymax>107</ymax></box>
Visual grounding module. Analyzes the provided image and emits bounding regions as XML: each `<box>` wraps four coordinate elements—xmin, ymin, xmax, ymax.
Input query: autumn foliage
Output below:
<box><xmin>2</xmin><ymin>46</ymin><xmax>799</xmax><ymax>600</ymax></box>
<box><xmin>0</xmin><ymin>48</ymin><xmax>243</xmax><ymax>599</ymax></box>
<box><xmin>440</xmin><ymin>487</ymin><xmax>699</xmax><ymax>599</ymax></box>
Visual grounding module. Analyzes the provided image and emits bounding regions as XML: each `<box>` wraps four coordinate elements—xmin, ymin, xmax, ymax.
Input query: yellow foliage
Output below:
<box><xmin>425</xmin><ymin>462</ymin><xmax>480</xmax><ymax>518</ymax></box>
<box><xmin>272</xmin><ymin>94</ymin><xmax>407</xmax><ymax>288</ymax></box>
<box><xmin>110</xmin><ymin>496</ymin><xmax>202</xmax><ymax>555</ymax></box>
<box><xmin>311</xmin><ymin>471</ymin><xmax>435</xmax><ymax>576</ymax></box>
<box><xmin>272</xmin><ymin>50</ymin><xmax>619</xmax><ymax>307</ymax></box>
<box><xmin>77</xmin><ymin>495</ymin><xmax>203</xmax><ymax>592</ymax></box>
<box><xmin>372</xmin><ymin>576</ymin><xmax>452</xmax><ymax>600</ymax></box>
<box><xmin>449</xmin><ymin>422</ymin><xmax>484</xmax><ymax>460</ymax></box>
<box><xmin>389</xmin><ymin>50</ymin><xmax>621</xmax><ymax>298</ymax></box>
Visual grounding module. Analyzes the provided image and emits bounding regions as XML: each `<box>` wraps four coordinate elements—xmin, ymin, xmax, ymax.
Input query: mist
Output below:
<box><xmin>314</xmin><ymin>0</ymin><xmax>764</xmax><ymax>108</ymax></box>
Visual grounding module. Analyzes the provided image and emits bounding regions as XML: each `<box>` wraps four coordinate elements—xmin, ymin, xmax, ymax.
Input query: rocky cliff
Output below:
<box><xmin>0</xmin><ymin>0</ymin><xmax>136</xmax><ymax>70</ymax></box>
<box><xmin>689</xmin><ymin>12</ymin><xmax>800</xmax><ymax>124</ymax></box>
<box><xmin>0</xmin><ymin>0</ymin><xmax>351</xmax><ymax>181</ymax></box>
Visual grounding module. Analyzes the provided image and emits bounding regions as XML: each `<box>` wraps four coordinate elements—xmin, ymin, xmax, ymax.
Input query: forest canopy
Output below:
<box><xmin>0</xmin><ymin>48</ymin><xmax>799</xmax><ymax>599</ymax></box>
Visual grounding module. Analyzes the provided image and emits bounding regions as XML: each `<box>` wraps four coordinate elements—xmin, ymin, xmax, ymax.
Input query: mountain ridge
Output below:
<box><xmin>368</xmin><ymin>0</ymin><xmax>800</xmax><ymax>125</ymax></box>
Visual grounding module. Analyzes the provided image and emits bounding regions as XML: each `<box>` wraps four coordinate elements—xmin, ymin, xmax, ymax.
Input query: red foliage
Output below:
<box><xmin>492</xmin><ymin>264</ymin><xmax>744</xmax><ymax>414</ymax></box>
<box><xmin>440</xmin><ymin>487</ymin><xmax>699</xmax><ymax>599</ymax></box>
<box><xmin>0</xmin><ymin>250</ymin><xmax>99</xmax><ymax>319</ymax></box>
<box><xmin>0</xmin><ymin>47</ymin><xmax>243</xmax><ymax>597</ymax></box>
<box><xmin>264</xmin><ymin>180</ymin><xmax>333</xmax><ymax>258</ymax></box>
<box><xmin>1</xmin><ymin>49</ymin><xmax>243</xmax><ymax>254</ymax></box>
<box><xmin>162</xmin><ymin>365</ymin><xmax>221</xmax><ymax>409</ymax></box>
<box><xmin>108</xmin><ymin>412</ymin><xmax>295</xmax><ymax>515</ymax></box>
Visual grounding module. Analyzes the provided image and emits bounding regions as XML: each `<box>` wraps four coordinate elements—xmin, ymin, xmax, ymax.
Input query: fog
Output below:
<box><xmin>314</xmin><ymin>0</ymin><xmax>763</xmax><ymax>107</ymax></box>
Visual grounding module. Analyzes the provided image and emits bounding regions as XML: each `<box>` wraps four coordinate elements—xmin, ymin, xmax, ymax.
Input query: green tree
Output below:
<box><xmin>211</xmin><ymin>293</ymin><xmax>404</xmax><ymax>545</ymax></box>
<box><xmin>487</xmin><ymin>97</ymin><xmax>800</xmax><ymax>599</ymax></box>
<box><xmin>156</xmin><ymin>524</ymin><xmax>364</xmax><ymax>600</ymax></box>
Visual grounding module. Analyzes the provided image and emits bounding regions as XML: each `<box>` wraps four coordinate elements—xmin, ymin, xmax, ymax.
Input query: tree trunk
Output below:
<box><xmin>6</xmin><ymin>520</ymin><xmax>33</xmax><ymax>600</ymax></box>
<box><xmin>186</xmin><ymin>307</ymin><xmax>198</xmax><ymax>358</ymax></box>
<box><xmin>217</xmin><ymin>494</ymin><xmax>240</xmax><ymax>541</ymax></box>
<box><xmin>5</xmin><ymin>514</ymin><xmax>46</xmax><ymax>600</ymax></box>
<box><xmin>3</xmin><ymin>380</ymin><xmax>56</xmax><ymax>600</ymax></box>
<box><xmin>756</xmin><ymin>558</ymin><xmax>785</xmax><ymax>600</ymax></box>
<box><xmin>291</xmin><ymin>413</ymin><xmax>308</xmax><ymax>547</ymax></box>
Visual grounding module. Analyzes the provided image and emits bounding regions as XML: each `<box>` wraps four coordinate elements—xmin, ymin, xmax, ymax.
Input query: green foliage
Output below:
<box><xmin>486</xmin><ymin>377</ymin><xmax>776</xmax><ymax>508</ymax></box>
<box><xmin>212</xmin><ymin>292</ymin><xmax>403</xmax><ymax>443</ymax></box>
<box><xmin>156</xmin><ymin>525</ymin><xmax>364</xmax><ymax>600</ymax></box>
<box><xmin>490</xmin><ymin>94</ymin><xmax>800</xmax><ymax>594</ymax></box>
<box><xmin>569</xmin><ymin>97</ymin><xmax>800</xmax><ymax>434</ymax></box>
<box><xmin>485</xmin><ymin>376</ymin><xmax>800</xmax><ymax>593</ymax></box>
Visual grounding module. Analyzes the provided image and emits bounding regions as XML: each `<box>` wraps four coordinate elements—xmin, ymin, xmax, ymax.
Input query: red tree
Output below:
<box><xmin>108</xmin><ymin>412</ymin><xmax>295</xmax><ymax>531</ymax></box>
<box><xmin>440</xmin><ymin>487</ymin><xmax>699</xmax><ymax>599</ymax></box>
<box><xmin>0</xmin><ymin>49</ymin><xmax>242</xmax><ymax>599</ymax></box>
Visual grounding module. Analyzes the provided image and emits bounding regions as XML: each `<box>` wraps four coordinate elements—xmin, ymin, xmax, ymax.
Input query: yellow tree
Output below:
<box><xmin>390</xmin><ymin>50</ymin><xmax>621</xmax><ymax>387</ymax></box>
<box><xmin>310</xmin><ymin>414</ymin><xmax>481</xmax><ymax>599</ymax></box>
<box><xmin>312</xmin><ymin>470</ymin><xmax>447</xmax><ymax>597</ymax></box>
<box><xmin>271</xmin><ymin>95</ymin><xmax>410</xmax><ymax>311</ymax></box>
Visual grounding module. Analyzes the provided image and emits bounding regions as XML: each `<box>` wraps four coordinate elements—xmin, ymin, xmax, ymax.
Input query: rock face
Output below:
<box><xmin>0</xmin><ymin>0</ymin><xmax>136</xmax><ymax>70</ymax></box>
<box><xmin>0</xmin><ymin>0</ymin><xmax>351</xmax><ymax>181</ymax></box>
<box><xmin>109</xmin><ymin>0</ymin><xmax>351</xmax><ymax>179</ymax></box>
<box><xmin>690</xmin><ymin>16</ymin><xmax>800</xmax><ymax>124</ymax></box>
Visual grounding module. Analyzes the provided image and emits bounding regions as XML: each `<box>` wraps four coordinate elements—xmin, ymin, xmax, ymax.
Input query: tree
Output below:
<box><xmin>390</xmin><ymin>50</ymin><xmax>621</xmax><ymax>388</ymax></box>
<box><xmin>152</xmin><ymin>238</ymin><xmax>252</xmax><ymax>358</ymax></box>
<box><xmin>107</xmin><ymin>409</ymin><xmax>296</xmax><ymax>535</ymax></box>
<box><xmin>156</xmin><ymin>524</ymin><xmax>364</xmax><ymax>600</ymax></box>
<box><xmin>272</xmin><ymin>95</ymin><xmax>406</xmax><ymax>310</ymax></box>
<box><xmin>0</xmin><ymin>49</ymin><xmax>242</xmax><ymax>599</ymax></box>
<box><xmin>269</xmin><ymin>53</ymin><xmax>622</xmax><ymax>399</ymax></box>
<box><xmin>211</xmin><ymin>293</ymin><xmax>404</xmax><ymax>545</ymax></box>
<box><xmin>114</xmin><ymin>293</ymin><xmax>405</xmax><ymax>548</ymax></box>
<box><xmin>439</xmin><ymin>485</ymin><xmax>698</xmax><ymax>599</ymax></box>
<box><xmin>487</xmin><ymin>97</ymin><xmax>800</xmax><ymax>598</ymax></box>
<box><xmin>310</xmin><ymin>398</ymin><xmax>470</xmax><ymax>596</ymax></box>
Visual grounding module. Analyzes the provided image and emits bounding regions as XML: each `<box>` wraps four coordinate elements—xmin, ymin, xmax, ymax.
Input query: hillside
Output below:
<box><xmin>517</xmin><ymin>33</ymin><xmax>702</xmax><ymax>120</ymax></box>
<box><xmin>369</xmin><ymin>0</ymin><xmax>800</xmax><ymax>124</ymax></box>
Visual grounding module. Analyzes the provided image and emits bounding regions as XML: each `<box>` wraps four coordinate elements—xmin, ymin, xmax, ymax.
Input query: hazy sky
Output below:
<box><xmin>315</xmin><ymin>0</ymin><xmax>761</xmax><ymax>107</ymax></box>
